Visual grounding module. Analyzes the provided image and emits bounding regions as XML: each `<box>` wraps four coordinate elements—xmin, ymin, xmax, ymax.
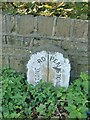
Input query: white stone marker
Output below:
<box><xmin>49</xmin><ymin>52</ymin><xmax>71</xmax><ymax>87</ymax></box>
<box><xmin>27</xmin><ymin>51</ymin><xmax>47</xmax><ymax>85</ymax></box>
<box><xmin>27</xmin><ymin>51</ymin><xmax>71</xmax><ymax>87</ymax></box>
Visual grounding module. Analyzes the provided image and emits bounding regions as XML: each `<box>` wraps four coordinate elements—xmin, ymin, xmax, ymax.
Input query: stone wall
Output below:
<box><xmin>1</xmin><ymin>13</ymin><xmax>88</xmax><ymax>80</ymax></box>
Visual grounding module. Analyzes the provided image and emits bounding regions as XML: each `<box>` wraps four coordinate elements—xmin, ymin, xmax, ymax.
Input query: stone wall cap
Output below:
<box><xmin>30</xmin><ymin>44</ymin><xmax>69</xmax><ymax>58</ymax></box>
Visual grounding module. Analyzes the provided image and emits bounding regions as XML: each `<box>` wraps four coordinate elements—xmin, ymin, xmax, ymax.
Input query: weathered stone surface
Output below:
<box><xmin>2</xmin><ymin>35</ymin><xmax>23</xmax><ymax>46</ymax></box>
<box><xmin>37</xmin><ymin>16</ymin><xmax>54</xmax><ymax>36</ymax></box>
<box><xmin>0</xmin><ymin>35</ymin><xmax>2</xmax><ymax>48</ymax></box>
<box><xmin>62</xmin><ymin>41</ymin><xmax>75</xmax><ymax>50</ymax></box>
<box><xmin>2</xmin><ymin>45</ymin><xmax>30</xmax><ymax>56</ymax></box>
<box><xmin>27</xmin><ymin>51</ymin><xmax>71</xmax><ymax>87</ymax></box>
<box><xmin>67</xmin><ymin>49</ymin><xmax>88</xmax><ymax>57</ymax></box>
<box><xmin>6</xmin><ymin>36</ymin><xmax>18</xmax><ymax>45</ymax></box>
<box><xmin>22</xmin><ymin>37</ymin><xmax>32</xmax><ymax>47</ymax></box>
<box><xmin>73</xmin><ymin>20</ymin><xmax>88</xmax><ymax>38</ymax></box>
<box><xmin>73</xmin><ymin>38</ymin><xmax>88</xmax><ymax>43</ymax></box>
<box><xmin>71</xmin><ymin>56</ymin><xmax>88</xmax><ymax>65</ymax></box>
<box><xmin>10</xmin><ymin>56</ymin><xmax>28</xmax><ymax>72</ymax></box>
<box><xmin>0</xmin><ymin>55</ymin><xmax>2</xmax><ymax>68</ymax></box>
<box><xmin>78</xmin><ymin>64</ymin><xmax>88</xmax><ymax>73</ymax></box>
<box><xmin>5</xmin><ymin>15</ymin><xmax>17</xmax><ymax>33</ymax></box>
<box><xmin>2</xmin><ymin>14</ymin><xmax>6</xmax><ymax>33</ymax></box>
<box><xmin>62</xmin><ymin>41</ymin><xmax>88</xmax><ymax>52</ymax></box>
<box><xmin>0</xmin><ymin>32</ymin><xmax>2</xmax><ymax>68</ymax></box>
<box><xmin>0</xmin><ymin>13</ymin><xmax>2</xmax><ymax>33</ymax></box>
<box><xmin>2</xmin><ymin>55</ymin><xmax>9</xmax><ymax>68</ymax></box>
<box><xmin>75</xmin><ymin>43</ymin><xmax>88</xmax><ymax>52</ymax></box>
<box><xmin>17</xmin><ymin>15</ymin><xmax>35</xmax><ymax>35</ymax></box>
<box><xmin>33</xmin><ymin>39</ymin><xmax>62</xmax><ymax>48</ymax></box>
<box><xmin>0</xmin><ymin>47</ymin><xmax>2</xmax><ymax>55</ymax></box>
<box><xmin>2</xmin><ymin>36</ymin><xmax>6</xmax><ymax>44</ymax></box>
<box><xmin>55</xmin><ymin>18</ymin><xmax>71</xmax><ymax>37</ymax></box>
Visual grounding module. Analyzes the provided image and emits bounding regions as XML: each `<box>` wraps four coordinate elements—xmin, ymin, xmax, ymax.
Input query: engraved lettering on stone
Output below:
<box><xmin>27</xmin><ymin>51</ymin><xmax>47</xmax><ymax>85</ymax></box>
<box><xmin>34</xmin><ymin>68</ymin><xmax>40</xmax><ymax>83</ymax></box>
<box><xmin>27</xmin><ymin>51</ymin><xmax>71</xmax><ymax>87</ymax></box>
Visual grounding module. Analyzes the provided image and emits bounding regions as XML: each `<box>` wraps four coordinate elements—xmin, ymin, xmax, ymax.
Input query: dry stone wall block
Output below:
<box><xmin>55</xmin><ymin>18</ymin><xmax>71</xmax><ymax>38</ymax></box>
<box><xmin>37</xmin><ymin>16</ymin><xmax>54</xmax><ymax>36</ymax></box>
<box><xmin>17</xmin><ymin>15</ymin><xmax>35</xmax><ymax>35</ymax></box>
<box><xmin>10</xmin><ymin>56</ymin><xmax>27</xmax><ymax>72</ymax></box>
<box><xmin>73</xmin><ymin>20</ymin><xmax>88</xmax><ymax>38</ymax></box>
<box><xmin>5</xmin><ymin>15</ymin><xmax>17</xmax><ymax>33</ymax></box>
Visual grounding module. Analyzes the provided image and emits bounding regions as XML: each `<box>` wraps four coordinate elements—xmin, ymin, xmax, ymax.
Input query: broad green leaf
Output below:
<box><xmin>65</xmin><ymin>104</ymin><xmax>76</xmax><ymax>112</ymax></box>
<box><xmin>79</xmin><ymin>106</ymin><xmax>89</xmax><ymax>113</ymax></box>
<box><xmin>36</xmin><ymin>104</ymin><xmax>46</xmax><ymax>116</ymax></box>
<box><xmin>69</xmin><ymin>110</ymin><xmax>78</xmax><ymax>118</ymax></box>
<box><xmin>57</xmin><ymin>91</ymin><xmax>62</xmax><ymax>98</ymax></box>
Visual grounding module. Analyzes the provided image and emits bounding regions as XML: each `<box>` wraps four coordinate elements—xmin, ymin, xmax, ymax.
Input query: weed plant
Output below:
<box><xmin>0</xmin><ymin>68</ymin><xmax>89</xmax><ymax>119</ymax></box>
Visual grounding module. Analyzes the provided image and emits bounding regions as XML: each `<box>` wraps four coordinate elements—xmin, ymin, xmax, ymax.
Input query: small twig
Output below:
<box><xmin>57</xmin><ymin>99</ymin><xmax>90</xmax><ymax>103</ymax></box>
<box><xmin>56</xmin><ymin>105</ymin><xmax>63</xmax><ymax>119</ymax></box>
<box><xmin>54</xmin><ymin>100</ymin><xmax>66</xmax><ymax>119</ymax></box>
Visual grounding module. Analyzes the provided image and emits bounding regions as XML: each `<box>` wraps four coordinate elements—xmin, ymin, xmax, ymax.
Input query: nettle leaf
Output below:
<box><xmin>69</xmin><ymin>110</ymin><xmax>78</xmax><ymax>118</ymax></box>
<box><xmin>3</xmin><ymin>107</ymin><xmax>9</xmax><ymax>116</ymax></box>
<box><xmin>65</xmin><ymin>104</ymin><xmax>76</xmax><ymax>112</ymax></box>
<box><xmin>8</xmin><ymin>102</ymin><xmax>13</xmax><ymax>111</ymax></box>
<box><xmin>3</xmin><ymin>113</ymin><xmax>9</xmax><ymax>118</ymax></box>
<box><xmin>79</xmin><ymin>106</ymin><xmax>89</xmax><ymax>113</ymax></box>
<box><xmin>47</xmin><ymin>98</ymin><xmax>53</xmax><ymax>104</ymax></box>
<box><xmin>9</xmin><ymin>112</ymin><xmax>21</xmax><ymax>118</ymax></box>
<box><xmin>46</xmin><ymin>104</ymin><xmax>54</xmax><ymax>117</ymax></box>
<box><xmin>36</xmin><ymin>104</ymin><xmax>46</xmax><ymax>116</ymax></box>
<box><xmin>74</xmin><ymin>79</ymin><xmax>82</xmax><ymax>86</ymax></box>
<box><xmin>2</xmin><ymin>68</ymin><xmax>89</xmax><ymax>119</ymax></box>
<box><xmin>80</xmin><ymin>72</ymin><xmax>88</xmax><ymax>81</ymax></box>
<box><xmin>0</xmin><ymin>106</ymin><xmax>2</xmax><ymax>111</ymax></box>
<box><xmin>76</xmin><ymin>109</ymin><xmax>87</xmax><ymax>118</ymax></box>
<box><xmin>76</xmin><ymin>111</ymin><xmax>82</xmax><ymax>118</ymax></box>
<box><xmin>57</xmin><ymin>91</ymin><xmax>62</xmax><ymax>98</ymax></box>
<box><xmin>82</xmin><ymin>81</ymin><xmax>88</xmax><ymax>94</ymax></box>
<box><xmin>80</xmin><ymin>113</ymin><xmax>87</xmax><ymax>118</ymax></box>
